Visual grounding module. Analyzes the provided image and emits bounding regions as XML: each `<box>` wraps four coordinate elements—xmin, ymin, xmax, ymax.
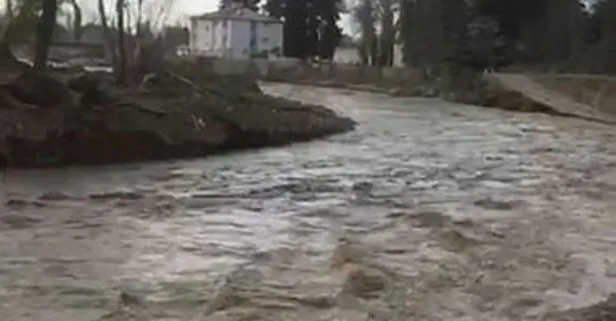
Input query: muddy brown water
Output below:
<box><xmin>2</xmin><ymin>83</ymin><xmax>616</xmax><ymax>320</ymax></box>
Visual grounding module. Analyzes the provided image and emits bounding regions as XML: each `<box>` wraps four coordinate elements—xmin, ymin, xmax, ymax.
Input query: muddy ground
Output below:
<box><xmin>1</xmin><ymin>84</ymin><xmax>616</xmax><ymax>320</ymax></box>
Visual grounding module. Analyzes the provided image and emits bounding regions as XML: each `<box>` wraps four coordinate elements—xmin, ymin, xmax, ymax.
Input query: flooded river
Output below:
<box><xmin>2</xmin><ymin>83</ymin><xmax>616</xmax><ymax>320</ymax></box>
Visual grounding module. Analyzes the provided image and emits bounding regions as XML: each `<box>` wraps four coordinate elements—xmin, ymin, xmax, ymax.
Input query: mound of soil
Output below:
<box><xmin>0</xmin><ymin>66</ymin><xmax>356</xmax><ymax>168</ymax></box>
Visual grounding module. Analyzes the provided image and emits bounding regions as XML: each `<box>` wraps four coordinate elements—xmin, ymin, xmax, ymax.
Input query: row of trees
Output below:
<box><xmin>221</xmin><ymin>0</ymin><xmax>344</xmax><ymax>61</ymax></box>
<box><xmin>353</xmin><ymin>0</ymin><xmax>616</xmax><ymax>74</ymax></box>
<box><xmin>352</xmin><ymin>0</ymin><xmax>398</xmax><ymax>66</ymax></box>
<box><xmin>0</xmin><ymin>0</ymin><xmax>180</xmax><ymax>85</ymax></box>
<box><xmin>216</xmin><ymin>0</ymin><xmax>616</xmax><ymax>75</ymax></box>
<box><xmin>4</xmin><ymin>0</ymin><xmax>616</xmax><ymax>80</ymax></box>
<box><xmin>0</xmin><ymin>0</ymin><xmax>345</xmax><ymax>82</ymax></box>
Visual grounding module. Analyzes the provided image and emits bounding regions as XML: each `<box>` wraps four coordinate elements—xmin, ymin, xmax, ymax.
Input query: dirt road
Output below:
<box><xmin>1</xmin><ymin>84</ymin><xmax>616</xmax><ymax>320</ymax></box>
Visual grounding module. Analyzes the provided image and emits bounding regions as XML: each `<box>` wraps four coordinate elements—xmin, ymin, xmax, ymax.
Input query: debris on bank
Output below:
<box><xmin>0</xmin><ymin>62</ymin><xmax>356</xmax><ymax>168</ymax></box>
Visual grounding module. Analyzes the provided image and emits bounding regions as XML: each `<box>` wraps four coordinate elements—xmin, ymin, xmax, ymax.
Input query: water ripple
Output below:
<box><xmin>2</xmin><ymin>84</ymin><xmax>616</xmax><ymax>320</ymax></box>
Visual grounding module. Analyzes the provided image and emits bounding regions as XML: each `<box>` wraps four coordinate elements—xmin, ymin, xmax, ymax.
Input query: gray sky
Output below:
<box><xmin>0</xmin><ymin>0</ymin><xmax>353</xmax><ymax>32</ymax></box>
<box><xmin>0</xmin><ymin>0</ymin><xmax>218</xmax><ymax>23</ymax></box>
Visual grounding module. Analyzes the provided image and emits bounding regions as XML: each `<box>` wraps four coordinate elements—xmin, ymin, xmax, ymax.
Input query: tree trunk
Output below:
<box><xmin>136</xmin><ymin>0</ymin><xmax>144</xmax><ymax>37</ymax></box>
<box><xmin>69</xmin><ymin>0</ymin><xmax>83</xmax><ymax>40</ymax></box>
<box><xmin>369</xmin><ymin>37</ymin><xmax>378</xmax><ymax>66</ymax></box>
<box><xmin>377</xmin><ymin>0</ymin><xmax>395</xmax><ymax>67</ymax></box>
<box><xmin>5</xmin><ymin>0</ymin><xmax>13</xmax><ymax>21</ymax></box>
<box><xmin>354</xmin><ymin>0</ymin><xmax>377</xmax><ymax>65</ymax></box>
<box><xmin>379</xmin><ymin>11</ymin><xmax>394</xmax><ymax>66</ymax></box>
<box><xmin>125</xmin><ymin>5</ymin><xmax>132</xmax><ymax>36</ymax></box>
<box><xmin>0</xmin><ymin>37</ymin><xmax>17</xmax><ymax>68</ymax></box>
<box><xmin>33</xmin><ymin>0</ymin><xmax>58</xmax><ymax>71</ymax></box>
<box><xmin>116</xmin><ymin>0</ymin><xmax>127</xmax><ymax>84</ymax></box>
<box><xmin>0</xmin><ymin>20</ymin><xmax>15</xmax><ymax>64</ymax></box>
<box><xmin>400</xmin><ymin>0</ymin><xmax>420</xmax><ymax>66</ymax></box>
<box><xmin>414</xmin><ymin>0</ymin><xmax>442</xmax><ymax>76</ymax></box>
<box><xmin>98</xmin><ymin>0</ymin><xmax>118</xmax><ymax>72</ymax></box>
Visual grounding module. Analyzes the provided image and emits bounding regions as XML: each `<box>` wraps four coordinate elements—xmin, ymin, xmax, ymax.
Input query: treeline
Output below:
<box><xmin>4</xmin><ymin>0</ymin><xmax>615</xmax><ymax>80</ymax></box>
<box><xmin>225</xmin><ymin>0</ymin><xmax>616</xmax><ymax>75</ymax></box>
<box><xmin>1</xmin><ymin>0</ymin><xmax>190</xmax><ymax>86</ymax></box>
<box><xmin>398</xmin><ymin>0</ymin><xmax>616</xmax><ymax>74</ymax></box>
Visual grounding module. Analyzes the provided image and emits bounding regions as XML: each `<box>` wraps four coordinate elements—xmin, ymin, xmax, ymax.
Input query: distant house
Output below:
<box><xmin>189</xmin><ymin>4</ymin><xmax>283</xmax><ymax>59</ymax></box>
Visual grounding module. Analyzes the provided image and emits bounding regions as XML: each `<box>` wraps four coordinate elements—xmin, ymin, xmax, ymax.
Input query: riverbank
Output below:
<box><xmin>157</xmin><ymin>57</ymin><xmax>616</xmax><ymax>122</ymax></box>
<box><xmin>270</xmin><ymin>71</ymin><xmax>616</xmax><ymax>124</ymax></box>
<box><xmin>0</xmin><ymin>67</ymin><xmax>356</xmax><ymax>168</ymax></box>
<box><xmin>262</xmin><ymin>66</ymin><xmax>424</xmax><ymax>97</ymax></box>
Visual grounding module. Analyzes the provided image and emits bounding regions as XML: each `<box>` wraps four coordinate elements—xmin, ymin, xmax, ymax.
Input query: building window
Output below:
<box><xmin>262</xmin><ymin>37</ymin><xmax>269</xmax><ymax>43</ymax></box>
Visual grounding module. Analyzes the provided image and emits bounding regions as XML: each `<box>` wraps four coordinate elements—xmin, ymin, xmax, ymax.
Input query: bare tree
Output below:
<box><xmin>116</xmin><ymin>0</ymin><xmax>127</xmax><ymax>84</ymax></box>
<box><xmin>136</xmin><ymin>0</ymin><xmax>144</xmax><ymax>36</ymax></box>
<box><xmin>139</xmin><ymin>0</ymin><xmax>176</xmax><ymax>33</ymax></box>
<box><xmin>92</xmin><ymin>0</ymin><xmax>176</xmax><ymax>84</ymax></box>
<box><xmin>98</xmin><ymin>0</ymin><xmax>118</xmax><ymax>72</ymax></box>
<box><xmin>5</xmin><ymin>0</ymin><xmax>14</xmax><ymax>21</ymax></box>
<box><xmin>374</xmin><ymin>0</ymin><xmax>397</xmax><ymax>66</ymax></box>
<box><xmin>68</xmin><ymin>0</ymin><xmax>82</xmax><ymax>40</ymax></box>
<box><xmin>352</xmin><ymin>0</ymin><xmax>399</xmax><ymax>67</ymax></box>
<box><xmin>352</xmin><ymin>0</ymin><xmax>377</xmax><ymax>65</ymax></box>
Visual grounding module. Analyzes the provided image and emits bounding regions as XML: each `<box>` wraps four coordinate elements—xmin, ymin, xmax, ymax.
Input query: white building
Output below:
<box><xmin>189</xmin><ymin>5</ymin><xmax>283</xmax><ymax>59</ymax></box>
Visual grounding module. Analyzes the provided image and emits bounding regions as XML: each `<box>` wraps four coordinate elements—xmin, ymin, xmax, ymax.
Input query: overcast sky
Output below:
<box><xmin>0</xmin><ymin>0</ymin><xmax>353</xmax><ymax>32</ymax></box>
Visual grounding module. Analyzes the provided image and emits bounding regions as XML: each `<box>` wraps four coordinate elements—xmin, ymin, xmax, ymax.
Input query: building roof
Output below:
<box><xmin>190</xmin><ymin>5</ymin><xmax>281</xmax><ymax>23</ymax></box>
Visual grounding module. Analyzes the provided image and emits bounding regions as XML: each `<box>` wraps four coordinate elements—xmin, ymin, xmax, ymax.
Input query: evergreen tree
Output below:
<box><xmin>263</xmin><ymin>0</ymin><xmax>342</xmax><ymax>59</ymax></box>
<box><xmin>315</xmin><ymin>0</ymin><xmax>343</xmax><ymax>60</ymax></box>
<box><xmin>400</xmin><ymin>0</ymin><xmax>592</xmax><ymax>70</ymax></box>
<box><xmin>282</xmin><ymin>0</ymin><xmax>308</xmax><ymax>58</ymax></box>
<box><xmin>473</xmin><ymin>0</ymin><xmax>585</xmax><ymax>62</ymax></box>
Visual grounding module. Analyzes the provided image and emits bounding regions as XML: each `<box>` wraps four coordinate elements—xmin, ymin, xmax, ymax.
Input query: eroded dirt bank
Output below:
<box><xmin>0</xmin><ymin>68</ymin><xmax>356</xmax><ymax>168</ymax></box>
<box><xmin>531</xmin><ymin>74</ymin><xmax>616</xmax><ymax>114</ymax></box>
<box><xmin>2</xmin><ymin>84</ymin><xmax>616</xmax><ymax>320</ymax></box>
<box><xmin>480</xmin><ymin>73</ymin><xmax>616</xmax><ymax>124</ymax></box>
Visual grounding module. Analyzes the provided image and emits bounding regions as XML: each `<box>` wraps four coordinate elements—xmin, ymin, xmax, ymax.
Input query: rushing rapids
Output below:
<box><xmin>1</xmin><ymin>83</ymin><xmax>616</xmax><ymax>321</ymax></box>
